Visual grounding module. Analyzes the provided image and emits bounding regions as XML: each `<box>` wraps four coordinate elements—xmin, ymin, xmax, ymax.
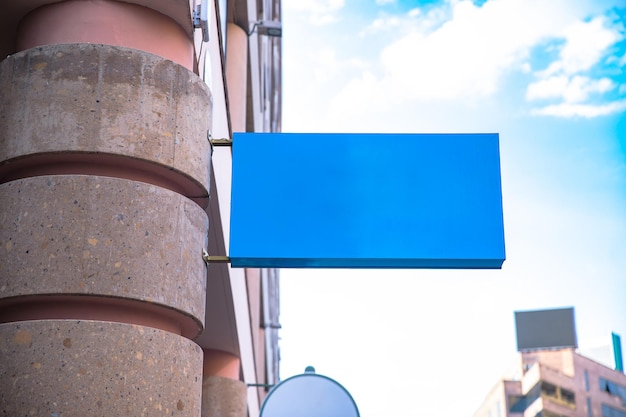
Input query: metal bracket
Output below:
<box><xmin>193</xmin><ymin>0</ymin><xmax>209</xmax><ymax>42</ymax></box>
<box><xmin>207</xmin><ymin>131</ymin><xmax>232</xmax><ymax>147</ymax></box>
<box><xmin>210</xmin><ymin>138</ymin><xmax>233</xmax><ymax>147</ymax></box>
<box><xmin>248</xmin><ymin>21</ymin><xmax>282</xmax><ymax>37</ymax></box>
<box><xmin>202</xmin><ymin>249</ymin><xmax>230</xmax><ymax>265</ymax></box>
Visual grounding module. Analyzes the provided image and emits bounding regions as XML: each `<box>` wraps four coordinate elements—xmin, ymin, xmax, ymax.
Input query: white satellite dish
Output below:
<box><xmin>260</xmin><ymin>367</ymin><xmax>360</xmax><ymax>417</ymax></box>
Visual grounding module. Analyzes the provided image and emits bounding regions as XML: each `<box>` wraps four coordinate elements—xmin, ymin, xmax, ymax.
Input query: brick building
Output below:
<box><xmin>474</xmin><ymin>310</ymin><xmax>625</xmax><ymax>417</ymax></box>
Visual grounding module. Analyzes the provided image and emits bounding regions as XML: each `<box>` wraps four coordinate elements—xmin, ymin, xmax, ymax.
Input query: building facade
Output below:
<box><xmin>0</xmin><ymin>0</ymin><xmax>281</xmax><ymax>416</ymax></box>
<box><xmin>473</xmin><ymin>348</ymin><xmax>626</xmax><ymax>417</ymax></box>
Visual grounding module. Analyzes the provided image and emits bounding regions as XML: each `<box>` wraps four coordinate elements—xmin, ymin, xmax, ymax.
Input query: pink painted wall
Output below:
<box><xmin>16</xmin><ymin>0</ymin><xmax>194</xmax><ymax>70</ymax></box>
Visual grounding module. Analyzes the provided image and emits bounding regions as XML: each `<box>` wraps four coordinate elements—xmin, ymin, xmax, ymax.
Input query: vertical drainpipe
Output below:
<box><xmin>0</xmin><ymin>1</ymin><xmax>211</xmax><ymax>415</ymax></box>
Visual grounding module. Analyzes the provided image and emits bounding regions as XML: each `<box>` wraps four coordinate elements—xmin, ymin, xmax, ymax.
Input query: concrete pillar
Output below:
<box><xmin>202</xmin><ymin>350</ymin><xmax>248</xmax><ymax>417</ymax></box>
<box><xmin>0</xmin><ymin>1</ymin><xmax>211</xmax><ymax>415</ymax></box>
<box><xmin>225</xmin><ymin>23</ymin><xmax>249</xmax><ymax>133</ymax></box>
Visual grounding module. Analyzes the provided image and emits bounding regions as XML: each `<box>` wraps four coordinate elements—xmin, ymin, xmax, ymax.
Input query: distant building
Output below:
<box><xmin>474</xmin><ymin>309</ymin><xmax>626</xmax><ymax>417</ymax></box>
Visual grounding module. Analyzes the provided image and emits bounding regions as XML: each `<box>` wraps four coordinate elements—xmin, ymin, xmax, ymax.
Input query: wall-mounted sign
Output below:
<box><xmin>230</xmin><ymin>133</ymin><xmax>505</xmax><ymax>269</ymax></box>
<box><xmin>260</xmin><ymin>368</ymin><xmax>359</xmax><ymax>417</ymax></box>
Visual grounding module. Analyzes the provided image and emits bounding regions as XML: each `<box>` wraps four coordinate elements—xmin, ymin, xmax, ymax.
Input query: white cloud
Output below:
<box><xmin>325</xmin><ymin>0</ymin><xmax>625</xmax><ymax>121</ymax></box>
<box><xmin>375</xmin><ymin>0</ymin><xmax>395</xmax><ymax>5</ymax></box>
<box><xmin>408</xmin><ymin>8</ymin><xmax>420</xmax><ymax>18</ymax></box>
<box><xmin>380</xmin><ymin>0</ymin><xmax>588</xmax><ymax>98</ymax></box>
<box><xmin>531</xmin><ymin>99</ymin><xmax>626</xmax><ymax>118</ymax></box>
<box><xmin>285</xmin><ymin>0</ymin><xmax>624</xmax><ymax>124</ymax></box>
<box><xmin>526</xmin><ymin>75</ymin><xmax>615</xmax><ymax>103</ymax></box>
<box><xmin>359</xmin><ymin>16</ymin><xmax>403</xmax><ymax>36</ymax></box>
<box><xmin>539</xmin><ymin>16</ymin><xmax>622</xmax><ymax>76</ymax></box>
<box><xmin>563</xmin><ymin>76</ymin><xmax>614</xmax><ymax>102</ymax></box>
<box><xmin>524</xmin><ymin>14</ymin><xmax>624</xmax><ymax>118</ymax></box>
<box><xmin>313</xmin><ymin>48</ymin><xmax>366</xmax><ymax>84</ymax></box>
<box><xmin>330</xmin><ymin>0</ymin><xmax>589</xmax><ymax>113</ymax></box>
<box><xmin>606</xmin><ymin>52</ymin><xmax>626</xmax><ymax>67</ymax></box>
<box><xmin>283</xmin><ymin>0</ymin><xmax>345</xmax><ymax>25</ymax></box>
<box><xmin>359</xmin><ymin>6</ymin><xmax>447</xmax><ymax>37</ymax></box>
<box><xmin>526</xmin><ymin>76</ymin><xmax>570</xmax><ymax>100</ymax></box>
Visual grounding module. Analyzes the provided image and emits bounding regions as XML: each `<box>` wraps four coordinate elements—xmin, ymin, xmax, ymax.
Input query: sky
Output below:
<box><xmin>276</xmin><ymin>1</ymin><xmax>626</xmax><ymax>416</ymax></box>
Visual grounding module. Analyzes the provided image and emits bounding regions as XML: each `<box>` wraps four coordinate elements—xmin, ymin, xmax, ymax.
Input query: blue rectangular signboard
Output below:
<box><xmin>229</xmin><ymin>133</ymin><xmax>505</xmax><ymax>269</ymax></box>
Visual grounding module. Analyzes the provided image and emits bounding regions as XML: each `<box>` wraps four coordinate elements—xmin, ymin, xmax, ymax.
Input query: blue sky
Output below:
<box><xmin>278</xmin><ymin>1</ymin><xmax>626</xmax><ymax>416</ymax></box>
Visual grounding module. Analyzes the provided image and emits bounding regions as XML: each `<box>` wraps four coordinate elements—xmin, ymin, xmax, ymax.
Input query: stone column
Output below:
<box><xmin>0</xmin><ymin>2</ymin><xmax>211</xmax><ymax>416</ymax></box>
<box><xmin>202</xmin><ymin>350</ymin><xmax>248</xmax><ymax>417</ymax></box>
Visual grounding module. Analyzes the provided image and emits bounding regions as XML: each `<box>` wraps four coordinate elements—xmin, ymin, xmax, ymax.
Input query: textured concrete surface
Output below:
<box><xmin>202</xmin><ymin>376</ymin><xmax>248</xmax><ymax>417</ymax></box>
<box><xmin>0</xmin><ymin>175</ymin><xmax>208</xmax><ymax>336</ymax></box>
<box><xmin>0</xmin><ymin>320</ymin><xmax>203</xmax><ymax>416</ymax></box>
<box><xmin>0</xmin><ymin>43</ymin><xmax>212</xmax><ymax>205</ymax></box>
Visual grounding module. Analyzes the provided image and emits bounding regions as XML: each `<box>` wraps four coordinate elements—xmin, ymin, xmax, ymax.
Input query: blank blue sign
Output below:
<box><xmin>229</xmin><ymin>133</ymin><xmax>505</xmax><ymax>269</ymax></box>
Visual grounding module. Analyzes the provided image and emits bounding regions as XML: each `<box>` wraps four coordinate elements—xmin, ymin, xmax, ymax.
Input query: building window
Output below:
<box><xmin>587</xmin><ymin>397</ymin><xmax>593</xmax><ymax>417</ymax></box>
<box><xmin>600</xmin><ymin>377</ymin><xmax>626</xmax><ymax>406</ymax></box>
<box><xmin>602</xmin><ymin>403</ymin><xmax>626</xmax><ymax>417</ymax></box>
<box><xmin>561</xmin><ymin>388</ymin><xmax>576</xmax><ymax>406</ymax></box>
<box><xmin>510</xmin><ymin>381</ymin><xmax>542</xmax><ymax>413</ymax></box>
<box><xmin>509</xmin><ymin>395</ymin><xmax>526</xmax><ymax>413</ymax></box>
<box><xmin>541</xmin><ymin>382</ymin><xmax>576</xmax><ymax>407</ymax></box>
<box><xmin>510</xmin><ymin>380</ymin><xmax>576</xmax><ymax>412</ymax></box>
<box><xmin>584</xmin><ymin>370</ymin><xmax>590</xmax><ymax>391</ymax></box>
<box><xmin>542</xmin><ymin>382</ymin><xmax>558</xmax><ymax>399</ymax></box>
